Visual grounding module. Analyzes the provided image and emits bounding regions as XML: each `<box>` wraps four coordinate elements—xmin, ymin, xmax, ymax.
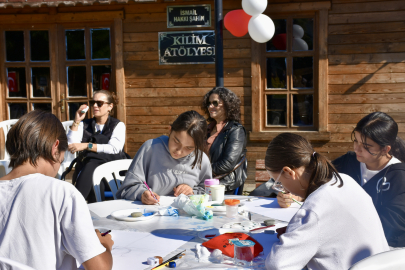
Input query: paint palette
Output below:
<box><xmin>110</xmin><ymin>208</ymin><xmax>157</xmax><ymax>222</ymax></box>
<box><xmin>222</xmin><ymin>221</ymin><xmax>261</xmax><ymax>231</ymax></box>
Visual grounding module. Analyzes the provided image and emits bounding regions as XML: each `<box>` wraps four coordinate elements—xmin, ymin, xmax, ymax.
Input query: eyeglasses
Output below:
<box><xmin>207</xmin><ymin>100</ymin><xmax>221</xmax><ymax>108</ymax></box>
<box><xmin>89</xmin><ymin>100</ymin><xmax>110</xmax><ymax>107</ymax></box>
<box><xmin>267</xmin><ymin>169</ymin><xmax>284</xmax><ymax>192</ymax></box>
<box><xmin>267</xmin><ymin>169</ymin><xmax>303</xmax><ymax>205</ymax></box>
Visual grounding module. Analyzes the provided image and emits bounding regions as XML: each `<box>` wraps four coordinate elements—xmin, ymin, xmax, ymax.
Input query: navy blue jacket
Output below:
<box><xmin>333</xmin><ymin>151</ymin><xmax>405</xmax><ymax>247</ymax></box>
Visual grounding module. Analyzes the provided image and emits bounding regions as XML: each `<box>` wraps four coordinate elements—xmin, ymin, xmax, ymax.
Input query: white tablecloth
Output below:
<box><xmin>88</xmin><ymin>196</ymin><xmax>296</xmax><ymax>269</ymax></box>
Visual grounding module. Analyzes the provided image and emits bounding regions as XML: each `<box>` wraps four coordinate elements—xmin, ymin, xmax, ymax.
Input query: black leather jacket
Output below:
<box><xmin>209</xmin><ymin>121</ymin><xmax>247</xmax><ymax>191</ymax></box>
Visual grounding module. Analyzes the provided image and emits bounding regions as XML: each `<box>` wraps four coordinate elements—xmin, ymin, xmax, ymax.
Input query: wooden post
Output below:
<box><xmin>215</xmin><ymin>0</ymin><xmax>224</xmax><ymax>87</ymax></box>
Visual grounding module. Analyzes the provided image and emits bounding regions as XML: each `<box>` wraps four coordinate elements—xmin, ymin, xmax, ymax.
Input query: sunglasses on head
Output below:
<box><xmin>207</xmin><ymin>100</ymin><xmax>221</xmax><ymax>108</ymax></box>
<box><xmin>89</xmin><ymin>100</ymin><xmax>110</xmax><ymax>107</ymax></box>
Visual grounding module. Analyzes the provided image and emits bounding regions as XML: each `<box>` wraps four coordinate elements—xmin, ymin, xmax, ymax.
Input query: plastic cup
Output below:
<box><xmin>204</xmin><ymin>179</ymin><xmax>220</xmax><ymax>200</ymax></box>
<box><xmin>210</xmin><ymin>185</ymin><xmax>225</xmax><ymax>203</ymax></box>
<box><xmin>232</xmin><ymin>240</ymin><xmax>255</xmax><ymax>266</ymax></box>
<box><xmin>225</xmin><ymin>199</ymin><xmax>240</xmax><ymax>218</ymax></box>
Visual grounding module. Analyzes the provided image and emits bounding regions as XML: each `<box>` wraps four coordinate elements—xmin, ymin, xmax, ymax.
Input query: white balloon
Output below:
<box><xmin>292</xmin><ymin>24</ymin><xmax>305</xmax><ymax>39</ymax></box>
<box><xmin>248</xmin><ymin>14</ymin><xmax>275</xmax><ymax>43</ymax></box>
<box><xmin>292</xmin><ymin>38</ymin><xmax>308</xmax><ymax>51</ymax></box>
<box><xmin>242</xmin><ymin>0</ymin><xmax>267</xmax><ymax>16</ymax></box>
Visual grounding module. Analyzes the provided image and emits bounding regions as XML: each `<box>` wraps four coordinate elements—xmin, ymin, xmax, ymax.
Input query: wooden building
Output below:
<box><xmin>0</xmin><ymin>0</ymin><xmax>404</xmax><ymax>190</ymax></box>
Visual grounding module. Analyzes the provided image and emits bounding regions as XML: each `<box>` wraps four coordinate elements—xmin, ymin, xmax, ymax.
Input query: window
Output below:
<box><xmin>265</xmin><ymin>17</ymin><xmax>314</xmax><ymax>128</ymax></box>
<box><xmin>59</xmin><ymin>25</ymin><xmax>114</xmax><ymax>121</ymax></box>
<box><xmin>3</xmin><ymin>28</ymin><xmax>53</xmax><ymax>119</ymax></box>
<box><xmin>250</xmin><ymin>3</ymin><xmax>330</xmax><ymax>141</ymax></box>
<box><xmin>0</xmin><ymin>12</ymin><xmax>124</xmax><ymax>122</ymax></box>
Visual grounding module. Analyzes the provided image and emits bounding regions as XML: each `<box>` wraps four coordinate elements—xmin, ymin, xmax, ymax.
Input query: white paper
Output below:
<box><xmin>78</xmin><ymin>230</ymin><xmax>193</xmax><ymax>270</ymax></box>
<box><xmin>244</xmin><ymin>198</ymin><xmax>300</xmax><ymax>222</ymax></box>
<box><xmin>111</xmin><ymin>230</ymin><xmax>192</xmax><ymax>270</ymax></box>
<box><xmin>88</xmin><ymin>197</ymin><xmax>176</xmax><ymax>218</ymax></box>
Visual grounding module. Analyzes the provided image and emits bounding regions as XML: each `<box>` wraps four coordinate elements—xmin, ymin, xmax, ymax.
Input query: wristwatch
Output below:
<box><xmin>88</xmin><ymin>142</ymin><xmax>93</xmax><ymax>150</ymax></box>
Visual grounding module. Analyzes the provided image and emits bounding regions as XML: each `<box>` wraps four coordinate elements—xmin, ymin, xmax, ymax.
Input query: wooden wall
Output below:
<box><xmin>122</xmin><ymin>1</ymin><xmax>252</xmax><ymax>155</ymax></box>
<box><xmin>327</xmin><ymin>0</ymin><xmax>405</xmax><ymax>160</ymax></box>
<box><xmin>1</xmin><ymin>0</ymin><xmax>404</xmax><ymax>189</ymax></box>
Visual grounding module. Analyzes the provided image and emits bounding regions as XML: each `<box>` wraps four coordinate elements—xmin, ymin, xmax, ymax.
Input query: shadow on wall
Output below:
<box><xmin>344</xmin><ymin>62</ymin><xmax>389</xmax><ymax>95</ymax></box>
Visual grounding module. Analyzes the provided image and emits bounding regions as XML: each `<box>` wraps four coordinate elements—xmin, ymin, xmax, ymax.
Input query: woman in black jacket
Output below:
<box><xmin>202</xmin><ymin>87</ymin><xmax>247</xmax><ymax>195</ymax></box>
<box><xmin>333</xmin><ymin>112</ymin><xmax>405</xmax><ymax>248</ymax></box>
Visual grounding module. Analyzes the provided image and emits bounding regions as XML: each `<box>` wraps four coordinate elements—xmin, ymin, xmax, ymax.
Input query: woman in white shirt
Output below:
<box><xmin>333</xmin><ymin>112</ymin><xmax>405</xmax><ymax>247</ymax></box>
<box><xmin>67</xmin><ymin>90</ymin><xmax>127</xmax><ymax>202</ymax></box>
<box><xmin>265</xmin><ymin>133</ymin><xmax>388</xmax><ymax>270</ymax></box>
<box><xmin>0</xmin><ymin>110</ymin><xmax>113</xmax><ymax>270</ymax></box>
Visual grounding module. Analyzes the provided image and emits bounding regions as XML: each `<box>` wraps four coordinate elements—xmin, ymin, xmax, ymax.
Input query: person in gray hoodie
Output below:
<box><xmin>116</xmin><ymin>111</ymin><xmax>212</xmax><ymax>204</ymax></box>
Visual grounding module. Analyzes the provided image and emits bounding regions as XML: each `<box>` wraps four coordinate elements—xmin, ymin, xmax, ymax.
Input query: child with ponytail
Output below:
<box><xmin>265</xmin><ymin>133</ymin><xmax>388</xmax><ymax>270</ymax></box>
<box><xmin>333</xmin><ymin>112</ymin><xmax>405</xmax><ymax>248</ymax></box>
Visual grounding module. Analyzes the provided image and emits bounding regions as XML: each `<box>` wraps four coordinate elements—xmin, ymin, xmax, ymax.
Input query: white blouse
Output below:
<box><xmin>67</xmin><ymin>121</ymin><xmax>126</xmax><ymax>154</ymax></box>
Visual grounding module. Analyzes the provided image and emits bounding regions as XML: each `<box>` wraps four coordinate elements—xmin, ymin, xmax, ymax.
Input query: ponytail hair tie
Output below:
<box><xmin>312</xmin><ymin>151</ymin><xmax>316</xmax><ymax>157</ymax></box>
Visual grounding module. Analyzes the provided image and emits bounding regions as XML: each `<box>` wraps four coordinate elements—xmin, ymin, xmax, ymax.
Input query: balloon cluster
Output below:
<box><xmin>224</xmin><ymin>0</ymin><xmax>274</xmax><ymax>43</ymax></box>
<box><xmin>272</xmin><ymin>25</ymin><xmax>308</xmax><ymax>51</ymax></box>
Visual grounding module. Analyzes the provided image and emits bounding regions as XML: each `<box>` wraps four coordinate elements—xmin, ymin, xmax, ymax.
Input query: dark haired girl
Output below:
<box><xmin>0</xmin><ymin>111</ymin><xmax>113</xmax><ymax>270</ymax></box>
<box><xmin>202</xmin><ymin>87</ymin><xmax>247</xmax><ymax>194</ymax></box>
<box><xmin>265</xmin><ymin>133</ymin><xmax>388</xmax><ymax>269</ymax></box>
<box><xmin>333</xmin><ymin>112</ymin><xmax>405</xmax><ymax>247</ymax></box>
<box><xmin>116</xmin><ymin>111</ymin><xmax>212</xmax><ymax>205</ymax></box>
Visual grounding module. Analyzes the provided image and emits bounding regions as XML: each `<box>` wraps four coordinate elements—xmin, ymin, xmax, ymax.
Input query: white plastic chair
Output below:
<box><xmin>349</xmin><ymin>248</ymin><xmax>405</xmax><ymax>270</ymax></box>
<box><xmin>0</xmin><ymin>119</ymin><xmax>18</xmax><ymax>177</ymax></box>
<box><xmin>0</xmin><ymin>257</ymin><xmax>35</xmax><ymax>270</ymax></box>
<box><xmin>57</xmin><ymin>120</ymin><xmax>76</xmax><ymax>179</ymax></box>
<box><xmin>92</xmin><ymin>159</ymin><xmax>133</xmax><ymax>202</ymax></box>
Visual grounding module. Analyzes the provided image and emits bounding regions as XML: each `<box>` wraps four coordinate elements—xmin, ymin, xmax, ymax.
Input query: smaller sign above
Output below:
<box><xmin>167</xmin><ymin>5</ymin><xmax>211</xmax><ymax>28</ymax></box>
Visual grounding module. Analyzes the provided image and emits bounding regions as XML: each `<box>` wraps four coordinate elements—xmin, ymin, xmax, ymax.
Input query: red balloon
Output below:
<box><xmin>224</xmin><ymin>9</ymin><xmax>252</xmax><ymax>37</ymax></box>
<box><xmin>272</xmin><ymin>34</ymin><xmax>287</xmax><ymax>50</ymax></box>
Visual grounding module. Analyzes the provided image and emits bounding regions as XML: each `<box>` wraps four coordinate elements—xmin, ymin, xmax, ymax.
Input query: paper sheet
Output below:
<box><xmin>111</xmin><ymin>231</ymin><xmax>193</xmax><ymax>270</ymax></box>
<box><xmin>78</xmin><ymin>231</ymin><xmax>193</xmax><ymax>270</ymax></box>
<box><xmin>88</xmin><ymin>197</ymin><xmax>176</xmax><ymax>218</ymax></box>
<box><xmin>244</xmin><ymin>198</ymin><xmax>301</xmax><ymax>222</ymax></box>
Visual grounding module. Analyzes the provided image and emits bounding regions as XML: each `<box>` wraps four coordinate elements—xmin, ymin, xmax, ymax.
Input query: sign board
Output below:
<box><xmin>167</xmin><ymin>5</ymin><xmax>211</xmax><ymax>28</ymax></box>
<box><xmin>158</xmin><ymin>31</ymin><xmax>215</xmax><ymax>65</ymax></box>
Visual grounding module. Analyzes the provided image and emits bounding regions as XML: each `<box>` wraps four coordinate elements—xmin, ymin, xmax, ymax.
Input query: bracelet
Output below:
<box><xmin>72</xmin><ymin>121</ymin><xmax>80</xmax><ymax>128</ymax></box>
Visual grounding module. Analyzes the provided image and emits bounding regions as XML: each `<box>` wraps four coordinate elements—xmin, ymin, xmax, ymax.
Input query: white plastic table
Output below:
<box><xmin>87</xmin><ymin>196</ymin><xmax>296</xmax><ymax>270</ymax></box>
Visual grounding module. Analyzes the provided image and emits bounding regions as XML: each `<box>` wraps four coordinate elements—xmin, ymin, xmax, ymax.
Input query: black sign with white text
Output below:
<box><xmin>167</xmin><ymin>5</ymin><xmax>211</xmax><ymax>28</ymax></box>
<box><xmin>158</xmin><ymin>31</ymin><xmax>215</xmax><ymax>65</ymax></box>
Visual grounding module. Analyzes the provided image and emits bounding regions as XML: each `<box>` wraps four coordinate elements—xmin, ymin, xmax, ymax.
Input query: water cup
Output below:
<box><xmin>224</xmin><ymin>199</ymin><xmax>240</xmax><ymax>218</ymax></box>
<box><xmin>232</xmin><ymin>239</ymin><xmax>256</xmax><ymax>266</ymax></box>
<box><xmin>210</xmin><ymin>185</ymin><xmax>225</xmax><ymax>203</ymax></box>
<box><xmin>204</xmin><ymin>179</ymin><xmax>220</xmax><ymax>200</ymax></box>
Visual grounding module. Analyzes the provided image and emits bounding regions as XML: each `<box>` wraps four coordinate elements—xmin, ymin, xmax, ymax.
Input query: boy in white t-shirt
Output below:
<box><xmin>0</xmin><ymin>110</ymin><xmax>114</xmax><ymax>270</ymax></box>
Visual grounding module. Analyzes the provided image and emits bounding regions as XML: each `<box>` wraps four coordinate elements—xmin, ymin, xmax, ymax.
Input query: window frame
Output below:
<box><xmin>0</xmin><ymin>25</ymin><xmax>56</xmax><ymax>119</ymax></box>
<box><xmin>250</xmin><ymin>2</ymin><xmax>330</xmax><ymax>141</ymax></box>
<box><xmin>58</xmin><ymin>22</ymin><xmax>116</xmax><ymax>121</ymax></box>
<box><xmin>0</xmin><ymin>12</ymin><xmax>125</xmax><ymax>124</ymax></box>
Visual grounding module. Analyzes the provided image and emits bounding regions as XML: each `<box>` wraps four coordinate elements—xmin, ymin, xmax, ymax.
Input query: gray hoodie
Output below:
<box><xmin>116</xmin><ymin>135</ymin><xmax>212</xmax><ymax>201</ymax></box>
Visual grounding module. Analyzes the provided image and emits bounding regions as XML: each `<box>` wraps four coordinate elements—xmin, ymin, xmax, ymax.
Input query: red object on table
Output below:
<box><xmin>202</xmin><ymin>232</ymin><xmax>263</xmax><ymax>258</ymax></box>
<box><xmin>8</xmin><ymin>72</ymin><xmax>18</xmax><ymax>92</ymax></box>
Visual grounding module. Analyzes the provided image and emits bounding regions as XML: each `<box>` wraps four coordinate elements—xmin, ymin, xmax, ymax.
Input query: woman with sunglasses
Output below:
<box><xmin>116</xmin><ymin>111</ymin><xmax>212</xmax><ymax>204</ymax></box>
<box><xmin>201</xmin><ymin>87</ymin><xmax>247</xmax><ymax>195</ymax></box>
<box><xmin>67</xmin><ymin>90</ymin><xmax>128</xmax><ymax>202</ymax></box>
<box><xmin>265</xmin><ymin>133</ymin><xmax>388</xmax><ymax>269</ymax></box>
<box><xmin>333</xmin><ymin>112</ymin><xmax>405</xmax><ymax>248</ymax></box>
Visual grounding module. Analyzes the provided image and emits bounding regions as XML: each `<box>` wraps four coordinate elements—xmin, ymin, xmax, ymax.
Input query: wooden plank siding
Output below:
<box><xmin>327</xmin><ymin>0</ymin><xmax>405</xmax><ymax>164</ymax></box>
<box><xmin>122</xmin><ymin>0</ymin><xmax>253</xmax><ymax>161</ymax></box>
<box><xmin>0</xmin><ymin>0</ymin><xmax>404</xmax><ymax>190</ymax></box>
